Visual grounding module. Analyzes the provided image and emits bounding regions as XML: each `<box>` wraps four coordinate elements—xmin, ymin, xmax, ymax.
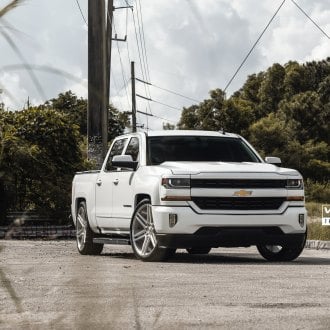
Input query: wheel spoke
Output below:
<box><xmin>136</xmin><ymin>212</ymin><xmax>147</xmax><ymax>227</ymax></box>
<box><xmin>77</xmin><ymin>214</ymin><xmax>85</xmax><ymax>228</ymax></box>
<box><xmin>147</xmin><ymin>205</ymin><xmax>153</xmax><ymax>224</ymax></box>
<box><xmin>134</xmin><ymin>229</ymin><xmax>146</xmax><ymax>239</ymax></box>
<box><xmin>150</xmin><ymin>231</ymin><xmax>157</xmax><ymax>248</ymax></box>
<box><xmin>141</xmin><ymin>235</ymin><xmax>151</xmax><ymax>255</ymax></box>
<box><xmin>77</xmin><ymin>228</ymin><xmax>84</xmax><ymax>237</ymax></box>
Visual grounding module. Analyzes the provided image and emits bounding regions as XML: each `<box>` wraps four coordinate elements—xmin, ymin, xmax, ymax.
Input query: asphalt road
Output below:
<box><xmin>1</xmin><ymin>241</ymin><xmax>330</xmax><ymax>330</ymax></box>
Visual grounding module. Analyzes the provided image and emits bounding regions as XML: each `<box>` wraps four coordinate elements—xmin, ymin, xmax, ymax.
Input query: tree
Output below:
<box><xmin>0</xmin><ymin>107</ymin><xmax>86</xmax><ymax>220</ymax></box>
<box><xmin>43</xmin><ymin>91</ymin><xmax>130</xmax><ymax>141</ymax></box>
<box><xmin>257</xmin><ymin>63</ymin><xmax>285</xmax><ymax>117</ymax></box>
<box><xmin>163</xmin><ymin>122</ymin><xmax>175</xmax><ymax>130</ymax></box>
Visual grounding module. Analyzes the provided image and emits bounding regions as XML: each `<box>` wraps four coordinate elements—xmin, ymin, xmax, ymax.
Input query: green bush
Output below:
<box><xmin>305</xmin><ymin>180</ymin><xmax>330</xmax><ymax>203</ymax></box>
<box><xmin>307</xmin><ymin>221</ymin><xmax>330</xmax><ymax>241</ymax></box>
<box><xmin>306</xmin><ymin>202</ymin><xmax>322</xmax><ymax>218</ymax></box>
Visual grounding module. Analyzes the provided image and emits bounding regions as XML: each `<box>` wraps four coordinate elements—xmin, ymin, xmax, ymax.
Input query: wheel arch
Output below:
<box><xmin>134</xmin><ymin>194</ymin><xmax>151</xmax><ymax>208</ymax></box>
<box><xmin>73</xmin><ymin>197</ymin><xmax>86</xmax><ymax>226</ymax></box>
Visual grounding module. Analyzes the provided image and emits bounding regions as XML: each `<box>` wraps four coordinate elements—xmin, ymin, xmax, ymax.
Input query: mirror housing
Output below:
<box><xmin>265</xmin><ymin>156</ymin><xmax>282</xmax><ymax>166</ymax></box>
<box><xmin>112</xmin><ymin>155</ymin><xmax>138</xmax><ymax>171</ymax></box>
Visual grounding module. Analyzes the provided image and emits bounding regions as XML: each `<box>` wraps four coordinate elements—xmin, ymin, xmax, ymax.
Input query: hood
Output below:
<box><xmin>159</xmin><ymin>161</ymin><xmax>300</xmax><ymax>177</ymax></box>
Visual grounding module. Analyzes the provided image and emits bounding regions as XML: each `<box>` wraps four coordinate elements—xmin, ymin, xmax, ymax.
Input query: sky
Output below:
<box><xmin>0</xmin><ymin>0</ymin><xmax>329</xmax><ymax>130</ymax></box>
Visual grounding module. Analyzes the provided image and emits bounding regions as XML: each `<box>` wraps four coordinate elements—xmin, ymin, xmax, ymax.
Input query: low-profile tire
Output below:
<box><xmin>186</xmin><ymin>247</ymin><xmax>211</xmax><ymax>255</ymax></box>
<box><xmin>130</xmin><ymin>199</ymin><xmax>174</xmax><ymax>262</ymax></box>
<box><xmin>257</xmin><ymin>232</ymin><xmax>307</xmax><ymax>262</ymax></box>
<box><xmin>76</xmin><ymin>201</ymin><xmax>103</xmax><ymax>255</ymax></box>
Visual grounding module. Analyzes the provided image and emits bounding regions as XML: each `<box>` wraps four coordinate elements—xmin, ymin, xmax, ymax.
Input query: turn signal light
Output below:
<box><xmin>286</xmin><ymin>196</ymin><xmax>304</xmax><ymax>201</ymax></box>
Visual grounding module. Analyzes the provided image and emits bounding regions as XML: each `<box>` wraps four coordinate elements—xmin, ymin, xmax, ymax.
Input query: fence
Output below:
<box><xmin>0</xmin><ymin>211</ymin><xmax>75</xmax><ymax>239</ymax></box>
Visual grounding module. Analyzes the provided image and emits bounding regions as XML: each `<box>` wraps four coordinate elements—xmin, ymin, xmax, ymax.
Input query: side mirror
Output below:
<box><xmin>112</xmin><ymin>155</ymin><xmax>138</xmax><ymax>171</ymax></box>
<box><xmin>265</xmin><ymin>156</ymin><xmax>282</xmax><ymax>166</ymax></box>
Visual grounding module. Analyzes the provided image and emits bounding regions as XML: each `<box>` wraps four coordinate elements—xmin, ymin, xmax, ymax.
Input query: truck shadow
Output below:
<box><xmin>101</xmin><ymin>250</ymin><xmax>330</xmax><ymax>265</ymax></box>
<box><xmin>169</xmin><ymin>252</ymin><xmax>330</xmax><ymax>265</ymax></box>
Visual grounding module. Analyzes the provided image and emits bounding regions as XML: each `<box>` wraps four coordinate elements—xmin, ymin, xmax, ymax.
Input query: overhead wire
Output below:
<box><xmin>223</xmin><ymin>0</ymin><xmax>286</xmax><ymax>93</ymax></box>
<box><xmin>291</xmin><ymin>0</ymin><xmax>329</xmax><ymax>39</ymax></box>
<box><xmin>75</xmin><ymin>0</ymin><xmax>88</xmax><ymax>26</ymax></box>
<box><xmin>200</xmin><ymin>0</ymin><xmax>286</xmax><ymax>129</ymax></box>
<box><xmin>152</xmin><ymin>99</ymin><xmax>183</xmax><ymax>112</ymax></box>
<box><xmin>110</xmin><ymin>71</ymin><xmax>127</xmax><ymax>113</ymax></box>
<box><xmin>112</xmin><ymin>18</ymin><xmax>131</xmax><ymax>109</ymax></box>
<box><xmin>130</xmin><ymin>4</ymin><xmax>153</xmax><ymax>123</ymax></box>
<box><xmin>136</xmin><ymin>0</ymin><xmax>151</xmax><ymax>83</ymax></box>
<box><xmin>150</xmin><ymin>82</ymin><xmax>201</xmax><ymax>103</ymax></box>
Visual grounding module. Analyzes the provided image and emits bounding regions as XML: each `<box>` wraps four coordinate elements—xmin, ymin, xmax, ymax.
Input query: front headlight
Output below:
<box><xmin>161</xmin><ymin>177</ymin><xmax>190</xmax><ymax>189</ymax></box>
<box><xmin>286</xmin><ymin>179</ymin><xmax>303</xmax><ymax>189</ymax></box>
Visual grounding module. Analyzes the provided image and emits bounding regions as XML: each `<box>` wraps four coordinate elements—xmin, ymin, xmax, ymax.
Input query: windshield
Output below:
<box><xmin>147</xmin><ymin>136</ymin><xmax>261</xmax><ymax>165</ymax></box>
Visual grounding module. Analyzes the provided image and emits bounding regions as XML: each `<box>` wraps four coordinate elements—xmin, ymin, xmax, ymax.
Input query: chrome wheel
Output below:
<box><xmin>132</xmin><ymin>203</ymin><xmax>157</xmax><ymax>257</ymax></box>
<box><xmin>76</xmin><ymin>207</ymin><xmax>87</xmax><ymax>251</ymax></box>
<box><xmin>75</xmin><ymin>201</ymin><xmax>103</xmax><ymax>255</ymax></box>
<box><xmin>130</xmin><ymin>199</ymin><xmax>174</xmax><ymax>261</ymax></box>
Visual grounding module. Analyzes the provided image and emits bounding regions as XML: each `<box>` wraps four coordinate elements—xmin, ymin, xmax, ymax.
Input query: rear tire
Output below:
<box><xmin>130</xmin><ymin>199</ymin><xmax>174</xmax><ymax>262</ymax></box>
<box><xmin>76</xmin><ymin>201</ymin><xmax>103</xmax><ymax>255</ymax></box>
<box><xmin>187</xmin><ymin>247</ymin><xmax>211</xmax><ymax>255</ymax></box>
<box><xmin>257</xmin><ymin>232</ymin><xmax>307</xmax><ymax>261</ymax></box>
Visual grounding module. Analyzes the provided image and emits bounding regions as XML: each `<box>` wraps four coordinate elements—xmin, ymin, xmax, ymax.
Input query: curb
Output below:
<box><xmin>305</xmin><ymin>240</ymin><xmax>330</xmax><ymax>250</ymax></box>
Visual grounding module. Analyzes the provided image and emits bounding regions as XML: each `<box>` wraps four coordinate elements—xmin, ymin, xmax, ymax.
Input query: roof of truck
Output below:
<box><xmin>145</xmin><ymin>130</ymin><xmax>239</xmax><ymax>138</ymax></box>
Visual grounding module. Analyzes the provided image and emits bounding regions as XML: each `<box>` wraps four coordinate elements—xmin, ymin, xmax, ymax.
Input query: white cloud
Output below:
<box><xmin>0</xmin><ymin>0</ymin><xmax>329</xmax><ymax>129</ymax></box>
<box><xmin>0</xmin><ymin>72</ymin><xmax>28</xmax><ymax>110</ymax></box>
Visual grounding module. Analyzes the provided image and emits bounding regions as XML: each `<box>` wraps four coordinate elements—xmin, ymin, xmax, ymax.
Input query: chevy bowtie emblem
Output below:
<box><xmin>233</xmin><ymin>189</ymin><xmax>252</xmax><ymax>197</ymax></box>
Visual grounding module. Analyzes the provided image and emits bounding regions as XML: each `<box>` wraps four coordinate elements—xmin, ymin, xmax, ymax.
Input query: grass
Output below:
<box><xmin>306</xmin><ymin>202</ymin><xmax>330</xmax><ymax>241</ymax></box>
<box><xmin>306</xmin><ymin>202</ymin><xmax>322</xmax><ymax>218</ymax></box>
<box><xmin>307</xmin><ymin>222</ymin><xmax>330</xmax><ymax>241</ymax></box>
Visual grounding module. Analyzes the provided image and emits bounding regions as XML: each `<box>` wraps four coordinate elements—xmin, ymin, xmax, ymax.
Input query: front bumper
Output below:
<box><xmin>152</xmin><ymin>204</ymin><xmax>307</xmax><ymax>236</ymax></box>
<box><xmin>157</xmin><ymin>228</ymin><xmax>306</xmax><ymax>249</ymax></box>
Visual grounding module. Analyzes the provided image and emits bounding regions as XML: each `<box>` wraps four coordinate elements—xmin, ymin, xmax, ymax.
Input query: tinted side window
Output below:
<box><xmin>105</xmin><ymin>138</ymin><xmax>127</xmax><ymax>171</ymax></box>
<box><xmin>125</xmin><ymin>137</ymin><xmax>139</xmax><ymax>161</ymax></box>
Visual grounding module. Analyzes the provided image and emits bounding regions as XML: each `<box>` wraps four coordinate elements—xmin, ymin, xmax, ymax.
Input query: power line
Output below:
<box><xmin>151</xmin><ymin>82</ymin><xmax>201</xmax><ymax>103</ymax></box>
<box><xmin>136</xmin><ymin>93</ymin><xmax>182</xmax><ymax>111</ymax></box>
<box><xmin>291</xmin><ymin>0</ymin><xmax>330</xmax><ymax>39</ymax></box>
<box><xmin>136</xmin><ymin>77</ymin><xmax>201</xmax><ymax>103</ymax></box>
<box><xmin>113</xmin><ymin>20</ymin><xmax>131</xmax><ymax>109</ymax></box>
<box><xmin>131</xmin><ymin>6</ymin><xmax>153</xmax><ymax>114</ymax></box>
<box><xmin>223</xmin><ymin>0</ymin><xmax>286</xmax><ymax>93</ymax></box>
<box><xmin>75</xmin><ymin>0</ymin><xmax>88</xmax><ymax>26</ymax></box>
<box><xmin>152</xmin><ymin>99</ymin><xmax>183</xmax><ymax>112</ymax></box>
<box><xmin>137</xmin><ymin>109</ymin><xmax>177</xmax><ymax>124</ymax></box>
<box><xmin>136</xmin><ymin>0</ymin><xmax>151</xmax><ymax>83</ymax></box>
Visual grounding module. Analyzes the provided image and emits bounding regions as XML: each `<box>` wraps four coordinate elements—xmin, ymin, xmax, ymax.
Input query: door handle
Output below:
<box><xmin>113</xmin><ymin>179</ymin><xmax>119</xmax><ymax>185</ymax></box>
<box><xmin>96</xmin><ymin>178</ymin><xmax>102</xmax><ymax>186</ymax></box>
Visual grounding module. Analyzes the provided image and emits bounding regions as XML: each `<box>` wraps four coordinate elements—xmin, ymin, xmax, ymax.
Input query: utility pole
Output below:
<box><xmin>105</xmin><ymin>0</ymin><xmax>114</xmax><ymax>149</ymax></box>
<box><xmin>131</xmin><ymin>61</ymin><xmax>137</xmax><ymax>133</ymax></box>
<box><xmin>88</xmin><ymin>0</ymin><xmax>107</xmax><ymax>167</ymax></box>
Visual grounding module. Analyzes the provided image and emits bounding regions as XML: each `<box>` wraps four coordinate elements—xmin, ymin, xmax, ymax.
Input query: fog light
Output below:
<box><xmin>298</xmin><ymin>214</ymin><xmax>305</xmax><ymax>228</ymax></box>
<box><xmin>169</xmin><ymin>214</ymin><xmax>178</xmax><ymax>228</ymax></box>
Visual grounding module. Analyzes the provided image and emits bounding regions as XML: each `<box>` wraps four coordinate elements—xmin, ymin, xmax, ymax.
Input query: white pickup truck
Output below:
<box><xmin>71</xmin><ymin>130</ymin><xmax>307</xmax><ymax>262</ymax></box>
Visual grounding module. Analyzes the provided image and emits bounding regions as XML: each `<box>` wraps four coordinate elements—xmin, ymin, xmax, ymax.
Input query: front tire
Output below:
<box><xmin>130</xmin><ymin>199</ymin><xmax>174</xmax><ymax>262</ymax></box>
<box><xmin>257</xmin><ymin>232</ymin><xmax>307</xmax><ymax>262</ymax></box>
<box><xmin>76</xmin><ymin>201</ymin><xmax>103</xmax><ymax>255</ymax></box>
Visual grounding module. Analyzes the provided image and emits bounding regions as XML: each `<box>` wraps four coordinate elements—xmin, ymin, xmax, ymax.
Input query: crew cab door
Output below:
<box><xmin>111</xmin><ymin>137</ymin><xmax>139</xmax><ymax>220</ymax></box>
<box><xmin>95</xmin><ymin>138</ymin><xmax>128</xmax><ymax>229</ymax></box>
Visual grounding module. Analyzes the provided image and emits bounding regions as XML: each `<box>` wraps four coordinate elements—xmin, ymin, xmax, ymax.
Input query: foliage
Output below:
<box><xmin>178</xmin><ymin>58</ymin><xmax>330</xmax><ymax>184</ymax></box>
<box><xmin>0</xmin><ymin>107</ymin><xmax>84</xmax><ymax>221</ymax></box>
<box><xmin>0</xmin><ymin>91</ymin><xmax>129</xmax><ymax>222</ymax></box>
<box><xmin>305</xmin><ymin>202</ymin><xmax>322</xmax><ymax>218</ymax></box>
<box><xmin>307</xmin><ymin>221</ymin><xmax>330</xmax><ymax>241</ymax></box>
<box><xmin>42</xmin><ymin>90</ymin><xmax>130</xmax><ymax>139</ymax></box>
<box><xmin>305</xmin><ymin>180</ymin><xmax>330</xmax><ymax>203</ymax></box>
